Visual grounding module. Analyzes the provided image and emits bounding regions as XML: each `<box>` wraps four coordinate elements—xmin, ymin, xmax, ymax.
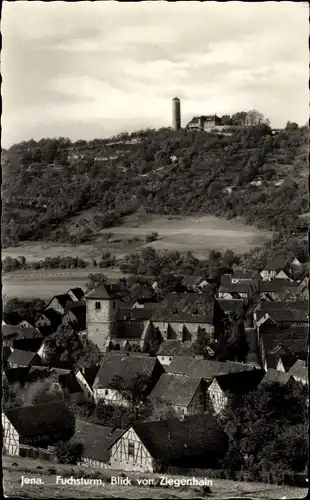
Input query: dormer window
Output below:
<box><xmin>95</xmin><ymin>301</ymin><xmax>101</xmax><ymax>310</ymax></box>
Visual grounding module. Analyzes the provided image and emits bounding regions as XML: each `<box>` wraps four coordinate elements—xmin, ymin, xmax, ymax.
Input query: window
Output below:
<box><xmin>128</xmin><ymin>441</ymin><xmax>134</xmax><ymax>458</ymax></box>
<box><xmin>105</xmin><ymin>389</ymin><xmax>109</xmax><ymax>395</ymax></box>
<box><xmin>95</xmin><ymin>301</ymin><xmax>101</xmax><ymax>310</ymax></box>
<box><xmin>113</xmin><ymin>301</ymin><xmax>115</xmax><ymax>309</ymax></box>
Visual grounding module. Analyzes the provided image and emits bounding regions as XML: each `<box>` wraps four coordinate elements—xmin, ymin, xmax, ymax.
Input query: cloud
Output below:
<box><xmin>1</xmin><ymin>1</ymin><xmax>308</xmax><ymax>146</ymax></box>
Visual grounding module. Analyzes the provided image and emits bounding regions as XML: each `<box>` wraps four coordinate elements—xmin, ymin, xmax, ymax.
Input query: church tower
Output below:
<box><xmin>86</xmin><ymin>283</ymin><xmax>120</xmax><ymax>352</ymax></box>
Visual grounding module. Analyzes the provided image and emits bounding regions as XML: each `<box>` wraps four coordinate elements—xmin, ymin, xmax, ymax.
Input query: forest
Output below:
<box><xmin>2</xmin><ymin>121</ymin><xmax>308</xmax><ymax>260</ymax></box>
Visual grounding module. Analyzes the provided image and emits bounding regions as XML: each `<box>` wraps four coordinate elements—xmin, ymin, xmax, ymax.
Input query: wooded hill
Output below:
<box><xmin>2</xmin><ymin>123</ymin><xmax>308</xmax><ymax>259</ymax></box>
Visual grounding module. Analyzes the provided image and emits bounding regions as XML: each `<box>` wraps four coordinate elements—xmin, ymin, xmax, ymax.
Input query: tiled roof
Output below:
<box><xmin>3</xmin><ymin>401</ymin><xmax>75</xmax><ymax>437</ymax></box>
<box><xmin>277</xmin><ymin>354</ymin><xmax>299</xmax><ymax>371</ymax></box>
<box><xmin>150</xmin><ymin>373</ymin><xmax>202</xmax><ymax>407</ymax></box>
<box><xmin>232</xmin><ymin>269</ymin><xmax>259</xmax><ymax>280</ymax></box>
<box><xmin>2</xmin><ymin>325</ymin><xmax>42</xmax><ymax>340</ymax></box>
<box><xmin>118</xmin><ymin>414</ymin><xmax>228</xmax><ymax>461</ymax></box>
<box><xmin>7</xmin><ymin>349</ymin><xmax>41</xmax><ymax>366</ymax></box>
<box><xmin>167</xmin><ymin>357</ymin><xmax>256</xmax><ymax>381</ymax></box>
<box><xmin>151</xmin><ymin>293</ymin><xmax>215</xmax><ymax>323</ymax></box>
<box><xmin>259</xmin><ymin>281</ymin><xmax>298</xmax><ymax>293</ymax></box>
<box><xmin>218</xmin><ymin>283</ymin><xmax>250</xmax><ymax>294</ymax></box>
<box><xmin>93</xmin><ymin>351</ymin><xmax>160</xmax><ymax>390</ymax></box>
<box><xmin>260</xmin><ymin>326</ymin><xmax>308</xmax><ymax>369</ymax></box>
<box><xmin>260</xmin><ymin>369</ymin><xmax>292</xmax><ymax>385</ymax></box>
<box><xmin>68</xmin><ymin>288</ymin><xmax>85</xmax><ymax>300</ymax></box>
<box><xmin>70</xmin><ymin>419</ymin><xmax>123</xmax><ymax>463</ymax></box>
<box><xmin>181</xmin><ymin>276</ymin><xmax>205</xmax><ymax>287</ymax></box>
<box><xmin>86</xmin><ymin>283</ymin><xmax>119</xmax><ymax>300</ymax></box>
<box><xmin>218</xmin><ymin>299</ymin><xmax>245</xmax><ymax>315</ymax></box>
<box><xmin>47</xmin><ymin>294</ymin><xmax>72</xmax><ymax>309</ymax></box>
<box><xmin>288</xmin><ymin>360</ymin><xmax>308</xmax><ymax>382</ymax></box>
<box><xmin>157</xmin><ymin>340</ymin><xmax>197</xmax><ymax>357</ymax></box>
<box><xmin>113</xmin><ymin>321</ymin><xmax>145</xmax><ymax>340</ymax></box>
<box><xmin>38</xmin><ymin>309</ymin><xmax>62</xmax><ymax>328</ymax></box>
<box><xmin>214</xmin><ymin>369</ymin><xmax>265</xmax><ymax>394</ymax></box>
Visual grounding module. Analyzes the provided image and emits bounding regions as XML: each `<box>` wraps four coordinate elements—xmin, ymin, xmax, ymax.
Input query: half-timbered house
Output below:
<box><xmin>108</xmin><ymin>413</ymin><xmax>228</xmax><ymax>472</ymax></box>
<box><xmin>45</xmin><ymin>294</ymin><xmax>72</xmax><ymax>315</ymax></box>
<box><xmin>149</xmin><ymin>373</ymin><xmax>206</xmax><ymax>416</ymax></box>
<box><xmin>2</xmin><ymin>401</ymin><xmax>75</xmax><ymax>456</ymax></box>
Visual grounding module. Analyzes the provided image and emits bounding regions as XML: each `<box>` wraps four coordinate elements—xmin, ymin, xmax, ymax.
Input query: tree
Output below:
<box><xmin>44</xmin><ymin>324</ymin><xmax>89</xmax><ymax>367</ymax></box>
<box><xmin>55</xmin><ymin>441</ymin><xmax>84</xmax><ymax>465</ymax></box>
<box><xmin>108</xmin><ymin>373</ymin><xmax>154</xmax><ymax>423</ymax></box>
<box><xmin>216</xmin><ymin>312</ymin><xmax>249</xmax><ymax>362</ymax></box>
<box><xmin>85</xmin><ymin>273</ymin><xmax>108</xmax><ymax>293</ymax></box>
<box><xmin>22</xmin><ymin>376</ymin><xmax>63</xmax><ymax>406</ymax></box>
<box><xmin>4</xmin><ymin>298</ymin><xmax>46</xmax><ymax>324</ymax></box>
<box><xmin>245</xmin><ymin>109</ymin><xmax>270</xmax><ymax>127</ymax></box>
<box><xmin>145</xmin><ymin>232</ymin><xmax>159</xmax><ymax>243</ymax></box>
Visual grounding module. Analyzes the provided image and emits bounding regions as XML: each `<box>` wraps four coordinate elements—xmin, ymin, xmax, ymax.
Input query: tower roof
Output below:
<box><xmin>86</xmin><ymin>282</ymin><xmax>118</xmax><ymax>300</ymax></box>
<box><xmin>172</xmin><ymin>97</ymin><xmax>180</xmax><ymax>101</ymax></box>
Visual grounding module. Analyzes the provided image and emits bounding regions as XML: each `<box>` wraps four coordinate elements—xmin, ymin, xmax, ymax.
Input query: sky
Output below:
<box><xmin>2</xmin><ymin>1</ymin><xmax>309</xmax><ymax>147</ymax></box>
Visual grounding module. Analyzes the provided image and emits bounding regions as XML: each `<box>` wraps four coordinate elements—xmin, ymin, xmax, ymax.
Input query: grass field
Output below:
<box><xmin>3</xmin><ymin>456</ymin><xmax>307</xmax><ymax>499</ymax></box>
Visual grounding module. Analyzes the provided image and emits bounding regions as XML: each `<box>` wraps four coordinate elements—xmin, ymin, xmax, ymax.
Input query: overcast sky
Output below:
<box><xmin>2</xmin><ymin>1</ymin><xmax>308</xmax><ymax>147</ymax></box>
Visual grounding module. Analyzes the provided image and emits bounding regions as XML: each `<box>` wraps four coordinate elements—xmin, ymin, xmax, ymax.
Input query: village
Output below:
<box><xmin>2</xmin><ymin>253</ymin><xmax>309</xmax><ymax>495</ymax></box>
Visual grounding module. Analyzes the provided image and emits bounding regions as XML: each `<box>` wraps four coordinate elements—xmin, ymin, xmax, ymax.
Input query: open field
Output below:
<box><xmin>3</xmin><ymin>456</ymin><xmax>307</xmax><ymax>499</ymax></box>
<box><xmin>2</xmin><ymin>268</ymin><xmax>124</xmax><ymax>301</ymax></box>
<box><xmin>2</xmin><ymin>214</ymin><xmax>272</xmax><ymax>263</ymax></box>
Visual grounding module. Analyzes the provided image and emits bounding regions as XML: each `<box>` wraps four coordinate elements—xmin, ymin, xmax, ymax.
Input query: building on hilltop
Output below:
<box><xmin>172</xmin><ymin>97</ymin><xmax>181</xmax><ymax>130</ymax></box>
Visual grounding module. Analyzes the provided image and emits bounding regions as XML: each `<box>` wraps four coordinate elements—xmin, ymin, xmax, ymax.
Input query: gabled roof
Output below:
<box><xmin>46</xmin><ymin>294</ymin><xmax>71</xmax><ymax>309</ymax></box>
<box><xmin>213</xmin><ymin>370</ymin><xmax>265</xmax><ymax>394</ymax></box>
<box><xmin>218</xmin><ymin>299</ymin><xmax>245</xmax><ymax>315</ymax></box>
<box><xmin>110</xmin><ymin>414</ymin><xmax>227</xmax><ymax>461</ymax></box>
<box><xmin>277</xmin><ymin>354</ymin><xmax>298</xmax><ymax>371</ymax></box>
<box><xmin>218</xmin><ymin>283</ymin><xmax>250</xmax><ymax>294</ymax></box>
<box><xmin>67</xmin><ymin>288</ymin><xmax>85</xmax><ymax>300</ymax></box>
<box><xmin>260</xmin><ymin>369</ymin><xmax>293</xmax><ymax>386</ymax></box>
<box><xmin>167</xmin><ymin>357</ymin><xmax>256</xmax><ymax>381</ymax></box>
<box><xmin>69</xmin><ymin>419</ymin><xmax>123</xmax><ymax>463</ymax></box>
<box><xmin>3</xmin><ymin>401</ymin><xmax>75</xmax><ymax>437</ymax></box>
<box><xmin>157</xmin><ymin>340</ymin><xmax>197</xmax><ymax>357</ymax></box>
<box><xmin>259</xmin><ymin>325</ymin><xmax>308</xmax><ymax>362</ymax></box>
<box><xmin>232</xmin><ymin>269</ymin><xmax>259</xmax><ymax>280</ymax></box>
<box><xmin>93</xmin><ymin>351</ymin><xmax>160</xmax><ymax>390</ymax></box>
<box><xmin>7</xmin><ymin>349</ymin><xmax>41</xmax><ymax>366</ymax></box>
<box><xmin>86</xmin><ymin>283</ymin><xmax>119</xmax><ymax>300</ymax></box>
<box><xmin>151</xmin><ymin>293</ymin><xmax>215</xmax><ymax>323</ymax></box>
<box><xmin>259</xmin><ymin>281</ymin><xmax>298</xmax><ymax>293</ymax></box>
<box><xmin>2</xmin><ymin>325</ymin><xmax>42</xmax><ymax>340</ymax></box>
<box><xmin>63</xmin><ymin>304</ymin><xmax>86</xmax><ymax>329</ymax></box>
<box><xmin>37</xmin><ymin>308</ymin><xmax>62</xmax><ymax>328</ymax></box>
<box><xmin>181</xmin><ymin>275</ymin><xmax>205</xmax><ymax>287</ymax></box>
<box><xmin>114</xmin><ymin>321</ymin><xmax>145</xmax><ymax>340</ymax></box>
<box><xmin>288</xmin><ymin>359</ymin><xmax>308</xmax><ymax>382</ymax></box>
<box><xmin>149</xmin><ymin>373</ymin><xmax>202</xmax><ymax>407</ymax></box>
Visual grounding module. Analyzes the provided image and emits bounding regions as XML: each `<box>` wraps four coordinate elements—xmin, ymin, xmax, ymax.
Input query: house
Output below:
<box><xmin>7</xmin><ymin>349</ymin><xmax>42</xmax><ymax>369</ymax></box>
<box><xmin>68</xmin><ymin>419</ymin><xmax>123</xmax><ymax>469</ymax></box>
<box><xmin>2</xmin><ymin>401</ymin><xmax>75</xmax><ymax>455</ymax></box>
<box><xmin>260</xmin><ymin>256</ymin><xmax>291</xmax><ymax>281</ymax></box>
<box><xmin>108</xmin><ymin>413</ymin><xmax>227</xmax><ymax>472</ymax></box>
<box><xmin>92</xmin><ymin>351</ymin><xmax>164</xmax><ymax>404</ymax></box>
<box><xmin>2</xmin><ymin>312</ymin><xmax>21</xmax><ymax>326</ymax></box>
<box><xmin>2</xmin><ymin>325</ymin><xmax>43</xmax><ymax>352</ymax></box>
<box><xmin>149</xmin><ymin>373</ymin><xmax>206</xmax><ymax>416</ymax></box>
<box><xmin>67</xmin><ymin>287</ymin><xmax>85</xmax><ymax>302</ymax></box>
<box><xmin>27</xmin><ymin>366</ymin><xmax>95</xmax><ymax>403</ymax></box>
<box><xmin>231</xmin><ymin>269</ymin><xmax>261</xmax><ymax>284</ymax></box>
<box><xmin>254</xmin><ymin>301</ymin><xmax>308</xmax><ymax>330</ymax></box>
<box><xmin>156</xmin><ymin>340</ymin><xmax>198</xmax><ymax>366</ymax></box>
<box><xmin>258</xmin><ymin>280</ymin><xmax>299</xmax><ymax>301</ymax></box>
<box><xmin>181</xmin><ymin>275</ymin><xmax>209</xmax><ymax>292</ymax></box>
<box><xmin>35</xmin><ymin>308</ymin><xmax>62</xmax><ymax>333</ymax></box>
<box><xmin>218</xmin><ymin>282</ymin><xmax>250</xmax><ymax>300</ymax></box>
<box><xmin>187</xmin><ymin>115</ymin><xmax>222</xmax><ymax>132</ymax></box>
<box><xmin>292</xmin><ymin>256</ymin><xmax>309</xmax><ymax>267</ymax></box>
<box><xmin>150</xmin><ymin>292</ymin><xmax>225</xmax><ymax>343</ymax></box>
<box><xmin>258</xmin><ymin>325</ymin><xmax>308</xmax><ymax>371</ymax></box>
<box><xmin>62</xmin><ymin>303</ymin><xmax>86</xmax><ymax>331</ymax></box>
<box><xmin>207</xmin><ymin>370</ymin><xmax>265</xmax><ymax>414</ymax></box>
<box><xmin>288</xmin><ymin>359</ymin><xmax>308</xmax><ymax>385</ymax></box>
<box><xmin>131</xmin><ymin>298</ymin><xmax>158</xmax><ymax>310</ymax></box>
<box><xmin>167</xmin><ymin>357</ymin><xmax>257</xmax><ymax>382</ymax></box>
<box><xmin>276</xmin><ymin>354</ymin><xmax>300</xmax><ymax>373</ymax></box>
<box><xmin>18</xmin><ymin>319</ymin><xmax>36</xmax><ymax>329</ymax></box>
<box><xmin>45</xmin><ymin>294</ymin><xmax>72</xmax><ymax>315</ymax></box>
<box><xmin>259</xmin><ymin>368</ymin><xmax>294</xmax><ymax>386</ymax></box>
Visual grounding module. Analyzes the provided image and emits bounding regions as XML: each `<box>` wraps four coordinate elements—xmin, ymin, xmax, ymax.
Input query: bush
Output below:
<box><xmin>145</xmin><ymin>232</ymin><xmax>159</xmax><ymax>243</ymax></box>
<box><xmin>55</xmin><ymin>441</ymin><xmax>84</xmax><ymax>465</ymax></box>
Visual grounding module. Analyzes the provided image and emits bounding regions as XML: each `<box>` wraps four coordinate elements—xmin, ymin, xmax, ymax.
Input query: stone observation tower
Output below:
<box><xmin>172</xmin><ymin>97</ymin><xmax>181</xmax><ymax>130</ymax></box>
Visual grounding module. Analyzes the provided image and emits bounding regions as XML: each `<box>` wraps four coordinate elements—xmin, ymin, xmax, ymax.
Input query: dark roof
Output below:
<box><xmin>218</xmin><ymin>299</ymin><xmax>245</xmax><ymax>315</ymax></box>
<box><xmin>151</xmin><ymin>293</ymin><xmax>215</xmax><ymax>323</ymax></box>
<box><xmin>259</xmin><ymin>281</ymin><xmax>298</xmax><ymax>293</ymax></box>
<box><xmin>181</xmin><ymin>276</ymin><xmax>205</xmax><ymax>287</ymax></box>
<box><xmin>114</xmin><ymin>321</ymin><xmax>145</xmax><ymax>340</ymax></box>
<box><xmin>232</xmin><ymin>269</ymin><xmax>259</xmax><ymax>280</ymax></box>
<box><xmin>130</xmin><ymin>308</ymin><xmax>154</xmax><ymax>321</ymax></box>
<box><xmin>86</xmin><ymin>283</ymin><xmax>119</xmax><ymax>300</ymax></box>
<box><xmin>218</xmin><ymin>283</ymin><xmax>250</xmax><ymax>294</ymax></box>
<box><xmin>260</xmin><ymin>369</ymin><xmax>292</xmax><ymax>386</ymax></box>
<box><xmin>157</xmin><ymin>340</ymin><xmax>197</xmax><ymax>357</ymax></box>
<box><xmin>256</xmin><ymin>305</ymin><xmax>308</xmax><ymax>324</ymax></box>
<box><xmin>3</xmin><ymin>346</ymin><xmax>12</xmax><ymax>362</ymax></box>
<box><xmin>37</xmin><ymin>308</ymin><xmax>62</xmax><ymax>328</ymax></box>
<box><xmin>3</xmin><ymin>401</ymin><xmax>75</xmax><ymax>437</ymax></box>
<box><xmin>213</xmin><ymin>370</ymin><xmax>265</xmax><ymax>394</ymax></box>
<box><xmin>260</xmin><ymin>326</ymin><xmax>308</xmax><ymax>370</ymax></box>
<box><xmin>7</xmin><ymin>350</ymin><xmax>41</xmax><ymax>366</ymax></box>
<box><xmin>168</xmin><ymin>357</ymin><xmax>256</xmax><ymax>381</ymax></box>
<box><xmin>68</xmin><ymin>288</ymin><xmax>85</xmax><ymax>300</ymax></box>
<box><xmin>2</xmin><ymin>325</ymin><xmax>42</xmax><ymax>340</ymax></box>
<box><xmin>46</xmin><ymin>294</ymin><xmax>71</xmax><ymax>309</ymax></box>
<box><xmin>111</xmin><ymin>414</ymin><xmax>227</xmax><ymax>461</ymax></box>
<box><xmin>150</xmin><ymin>374</ymin><xmax>202</xmax><ymax>407</ymax></box>
<box><xmin>63</xmin><ymin>305</ymin><xmax>86</xmax><ymax>329</ymax></box>
<box><xmin>27</xmin><ymin>366</ymin><xmax>83</xmax><ymax>393</ymax></box>
<box><xmin>79</xmin><ymin>366</ymin><xmax>100</xmax><ymax>387</ymax></box>
<box><xmin>4</xmin><ymin>367</ymin><xmax>30</xmax><ymax>385</ymax></box>
<box><xmin>277</xmin><ymin>354</ymin><xmax>299</xmax><ymax>371</ymax></box>
<box><xmin>257</xmin><ymin>301</ymin><xmax>308</xmax><ymax>312</ymax></box>
<box><xmin>93</xmin><ymin>351</ymin><xmax>160</xmax><ymax>390</ymax></box>
<box><xmin>70</xmin><ymin>420</ymin><xmax>123</xmax><ymax>463</ymax></box>
<box><xmin>264</xmin><ymin>256</ymin><xmax>288</xmax><ymax>271</ymax></box>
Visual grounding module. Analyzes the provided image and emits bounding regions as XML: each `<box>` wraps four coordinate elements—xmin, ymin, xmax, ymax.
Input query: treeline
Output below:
<box><xmin>2</xmin><ymin>122</ymin><xmax>308</xmax><ymax>256</ymax></box>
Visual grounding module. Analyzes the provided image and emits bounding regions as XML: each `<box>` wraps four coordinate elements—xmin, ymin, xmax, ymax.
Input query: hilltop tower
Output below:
<box><xmin>172</xmin><ymin>97</ymin><xmax>181</xmax><ymax>130</ymax></box>
<box><xmin>85</xmin><ymin>283</ymin><xmax>120</xmax><ymax>353</ymax></box>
